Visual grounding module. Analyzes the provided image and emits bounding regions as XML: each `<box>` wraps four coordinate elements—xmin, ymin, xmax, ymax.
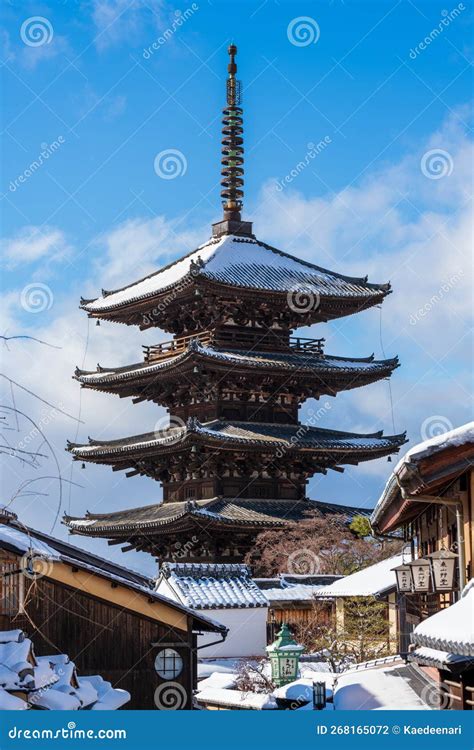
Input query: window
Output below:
<box><xmin>0</xmin><ymin>559</ymin><xmax>22</xmax><ymax>615</ymax></box>
<box><xmin>154</xmin><ymin>649</ymin><xmax>183</xmax><ymax>680</ymax></box>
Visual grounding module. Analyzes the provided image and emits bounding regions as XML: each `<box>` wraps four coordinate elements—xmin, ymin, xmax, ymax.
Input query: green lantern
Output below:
<box><xmin>266</xmin><ymin>623</ymin><xmax>304</xmax><ymax>687</ymax></box>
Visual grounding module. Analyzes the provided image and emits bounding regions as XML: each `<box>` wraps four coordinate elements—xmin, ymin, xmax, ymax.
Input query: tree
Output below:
<box><xmin>293</xmin><ymin>596</ymin><xmax>392</xmax><ymax>671</ymax></box>
<box><xmin>244</xmin><ymin>512</ymin><xmax>402</xmax><ymax>578</ymax></box>
<box><xmin>349</xmin><ymin>514</ymin><xmax>373</xmax><ymax>538</ymax></box>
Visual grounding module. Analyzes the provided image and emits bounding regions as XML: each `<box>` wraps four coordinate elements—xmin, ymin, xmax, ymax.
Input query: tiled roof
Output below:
<box><xmin>75</xmin><ymin>341</ymin><xmax>398</xmax><ymax>386</ymax></box>
<box><xmin>68</xmin><ymin>419</ymin><xmax>407</xmax><ymax>458</ymax></box>
<box><xmin>81</xmin><ymin>234</ymin><xmax>390</xmax><ymax>314</ymax></box>
<box><xmin>309</xmin><ymin>554</ymin><xmax>403</xmax><ymax>597</ymax></box>
<box><xmin>411</xmin><ymin>580</ymin><xmax>474</xmax><ymax>656</ymax></box>
<box><xmin>158</xmin><ymin>562</ymin><xmax>268</xmax><ymax>609</ymax></box>
<box><xmin>64</xmin><ymin>498</ymin><xmax>369</xmax><ymax>537</ymax></box>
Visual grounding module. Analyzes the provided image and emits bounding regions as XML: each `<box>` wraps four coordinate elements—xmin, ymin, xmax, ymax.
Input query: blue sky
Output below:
<box><xmin>1</xmin><ymin>0</ymin><xmax>472</xmax><ymax>575</ymax></box>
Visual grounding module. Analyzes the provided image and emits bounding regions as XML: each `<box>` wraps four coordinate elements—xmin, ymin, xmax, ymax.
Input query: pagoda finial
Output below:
<box><xmin>221</xmin><ymin>43</ymin><xmax>244</xmax><ymax>222</ymax></box>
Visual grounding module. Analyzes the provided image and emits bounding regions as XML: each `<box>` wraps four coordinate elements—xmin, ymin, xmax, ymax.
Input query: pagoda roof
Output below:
<box><xmin>63</xmin><ymin>498</ymin><xmax>371</xmax><ymax>539</ymax></box>
<box><xmin>75</xmin><ymin>340</ymin><xmax>398</xmax><ymax>388</ymax></box>
<box><xmin>68</xmin><ymin>419</ymin><xmax>406</xmax><ymax>461</ymax></box>
<box><xmin>80</xmin><ymin>234</ymin><xmax>390</xmax><ymax>318</ymax></box>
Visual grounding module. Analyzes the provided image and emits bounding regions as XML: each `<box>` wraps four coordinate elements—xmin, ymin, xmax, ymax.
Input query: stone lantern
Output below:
<box><xmin>266</xmin><ymin>623</ymin><xmax>304</xmax><ymax>687</ymax></box>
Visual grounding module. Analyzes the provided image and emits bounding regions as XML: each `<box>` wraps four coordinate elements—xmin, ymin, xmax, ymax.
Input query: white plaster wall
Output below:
<box><xmin>155</xmin><ymin>578</ymin><xmax>268</xmax><ymax>658</ymax></box>
<box><xmin>196</xmin><ymin>607</ymin><xmax>268</xmax><ymax>659</ymax></box>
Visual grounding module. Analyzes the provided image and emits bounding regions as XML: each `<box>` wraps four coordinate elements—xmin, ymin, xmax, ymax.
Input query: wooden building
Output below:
<box><xmin>63</xmin><ymin>44</ymin><xmax>405</xmax><ymax>564</ymax></box>
<box><xmin>371</xmin><ymin>422</ymin><xmax>474</xmax><ymax>709</ymax></box>
<box><xmin>0</xmin><ymin>510</ymin><xmax>227</xmax><ymax>709</ymax></box>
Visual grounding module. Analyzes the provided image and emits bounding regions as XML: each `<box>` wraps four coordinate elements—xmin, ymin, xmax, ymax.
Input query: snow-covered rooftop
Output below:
<box><xmin>310</xmin><ymin>554</ymin><xmax>403</xmax><ymax>598</ymax></box>
<box><xmin>411</xmin><ymin>579</ymin><xmax>474</xmax><ymax>656</ymax></box>
<box><xmin>372</xmin><ymin>422</ymin><xmax>474</xmax><ymax>525</ymax></box>
<box><xmin>334</xmin><ymin>664</ymin><xmax>431</xmax><ymax>710</ymax></box>
<box><xmin>82</xmin><ymin>234</ymin><xmax>389</xmax><ymax>314</ymax></box>
<box><xmin>158</xmin><ymin>563</ymin><xmax>268</xmax><ymax>609</ymax></box>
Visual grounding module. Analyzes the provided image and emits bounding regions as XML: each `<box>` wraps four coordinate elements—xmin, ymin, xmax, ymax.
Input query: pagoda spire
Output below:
<box><xmin>213</xmin><ymin>44</ymin><xmax>253</xmax><ymax>238</ymax></box>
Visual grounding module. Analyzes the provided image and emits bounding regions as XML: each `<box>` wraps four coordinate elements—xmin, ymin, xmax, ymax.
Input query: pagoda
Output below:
<box><xmin>64</xmin><ymin>46</ymin><xmax>406</xmax><ymax>562</ymax></box>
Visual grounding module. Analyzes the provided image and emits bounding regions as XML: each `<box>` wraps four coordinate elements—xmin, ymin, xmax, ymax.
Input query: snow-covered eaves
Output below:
<box><xmin>411</xmin><ymin>580</ymin><xmax>474</xmax><ymax>657</ymax></box>
<box><xmin>310</xmin><ymin>555</ymin><xmax>403</xmax><ymax>598</ymax></box>
<box><xmin>371</xmin><ymin>422</ymin><xmax>474</xmax><ymax>531</ymax></box>
<box><xmin>158</xmin><ymin>562</ymin><xmax>268</xmax><ymax>610</ymax></box>
<box><xmin>409</xmin><ymin>647</ymin><xmax>473</xmax><ymax>672</ymax></box>
<box><xmin>81</xmin><ymin>234</ymin><xmax>389</xmax><ymax>314</ymax></box>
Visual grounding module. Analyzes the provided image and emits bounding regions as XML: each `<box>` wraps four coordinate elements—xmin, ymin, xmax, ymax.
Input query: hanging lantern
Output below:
<box><xmin>266</xmin><ymin>623</ymin><xmax>304</xmax><ymax>687</ymax></box>
<box><xmin>392</xmin><ymin>563</ymin><xmax>412</xmax><ymax>593</ymax></box>
<box><xmin>427</xmin><ymin>549</ymin><xmax>458</xmax><ymax>592</ymax></box>
<box><xmin>312</xmin><ymin>681</ymin><xmax>326</xmax><ymax>710</ymax></box>
<box><xmin>96</xmin><ymin>320</ymin><xmax>100</xmax><ymax>326</ymax></box>
<box><xmin>409</xmin><ymin>558</ymin><xmax>431</xmax><ymax>593</ymax></box>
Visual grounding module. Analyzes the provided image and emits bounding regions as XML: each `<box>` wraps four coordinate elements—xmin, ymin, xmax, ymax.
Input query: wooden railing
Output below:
<box><xmin>143</xmin><ymin>330</ymin><xmax>325</xmax><ymax>362</ymax></box>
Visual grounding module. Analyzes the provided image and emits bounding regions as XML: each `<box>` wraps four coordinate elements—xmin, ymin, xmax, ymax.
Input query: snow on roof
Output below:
<box><xmin>196</xmin><ymin>687</ymin><xmax>277</xmax><ymax>710</ymax></box>
<box><xmin>0</xmin><ymin>629</ymin><xmax>130</xmax><ymax>711</ymax></box>
<box><xmin>263</xmin><ymin>584</ymin><xmax>321</xmax><ymax>603</ymax></box>
<box><xmin>197</xmin><ymin>671</ymin><xmax>238</xmax><ymax>691</ymax></box>
<box><xmin>372</xmin><ymin>422</ymin><xmax>474</xmax><ymax>524</ymax></box>
<box><xmin>0</xmin><ymin>520</ymin><xmax>227</xmax><ymax>635</ymax></box>
<box><xmin>411</xmin><ymin>580</ymin><xmax>474</xmax><ymax>656</ymax></box>
<box><xmin>159</xmin><ymin>562</ymin><xmax>268</xmax><ymax>609</ymax></box>
<box><xmin>409</xmin><ymin>647</ymin><xmax>473</xmax><ymax>670</ymax></box>
<box><xmin>334</xmin><ymin>665</ymin><xmax>431</xmax><ymax>710</ymax></box>
<box><xmin>310</xmin><ymin>555</ymin><xmax>403</xmax><ymax>598</ymax></box>
<box><xmin>83</xmin><ymin>234</ymin><xmax>387</xmax><ymax>313</ymax></box>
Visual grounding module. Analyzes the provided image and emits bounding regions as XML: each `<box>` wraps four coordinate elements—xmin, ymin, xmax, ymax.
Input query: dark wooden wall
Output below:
<box><xmin>1</xmin><ymin>576</ymin><xmax>194</xmax><ymax>710</ymax></box>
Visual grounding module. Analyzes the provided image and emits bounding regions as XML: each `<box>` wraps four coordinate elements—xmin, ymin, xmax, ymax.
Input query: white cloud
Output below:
<box><xmin>90</xmin><ymin>0</ymin><xmax>165</xmax><ymax>51</ymax></box>
<box><xmin>1</xmin><ymin>226</ymin><xmax>72</xmax><ymax>269</ymax></box>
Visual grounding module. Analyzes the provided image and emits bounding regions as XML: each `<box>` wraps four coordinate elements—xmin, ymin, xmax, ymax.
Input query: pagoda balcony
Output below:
<box><xmin>142</xmin><ymin>330</ymin><xmax>325</xmax><ymax>363</ymax></box>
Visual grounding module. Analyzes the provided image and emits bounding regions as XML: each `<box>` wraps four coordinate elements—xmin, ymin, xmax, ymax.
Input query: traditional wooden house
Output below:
<box><xmin>371</xmin><ymin>422</ymin><xmax>474</xmax><ymax>709</ymax></box>
<box><xmin>0</xmin><ymin>510</ymin><xmax>227</xmax><ymax>709</ymax></box>
<box><xmin>63</xmin><ymin>44</ymin><xmax>405</xmax><ymax>564</ymax></box>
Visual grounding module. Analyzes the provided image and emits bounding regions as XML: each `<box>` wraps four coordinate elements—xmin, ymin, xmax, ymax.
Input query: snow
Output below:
<box><xmin>334</xmin><ymin>665</ymin><xmax>431</xmax><ymax>710</ymax></box>
<box><xmin>263</xmin><ymin>585</ymin><xmax>320</xmax><ymax>602</ymax></box>
<box><xmin>85</xmin><ymin>236</ymin><xmax>226</xmax><ymax>311</ymax></box>
<box><xmin>197</xmin><ymin>672</ymin><xmax>238</xmax><ymax>690</ymax></box>
<box><xmin>0</xmin><ymin>689</ymin><xmax>28</xmax><ymax>710</ymax></box>
<box><xmin>158</xmin><ymin>563</ymin><xmax>268</xmax><ymax>609</ymax></box>
<box><xmin>0</xmin><ymin>630</ymin><xmax>130</xmax><ymax>711</ymax></box>
<box><xmin>372</xmin><ymin>422</ymin><xmax>474</xmax><ymax>521</ymax></box>
<box><xmin>310</xmin><ymin>555</ymin><xmax>403</xmax><ymax>598</ymax></box>
<box><xmin>274</xmin><ymin>677</ymin><xmax>334</xmax><ymax>703</ymax></box>
<box><xmin>0</xmin><ymin>525</ymin><xmax>59</xmax><ymax>560</ymax></box>
<box><xmin>412</xmin><ymin>580</ymin><xmax>474</xmax><ymax>656</ymax></box>
<box><xmin>196</xmin><ymin>687</ymin><xmax>277</xmax><ymax>710</ymax></box>
<box><xmin>409</xmin><ymin>647</ymin><xmax>471</xmax><ymax>669</ymax></box>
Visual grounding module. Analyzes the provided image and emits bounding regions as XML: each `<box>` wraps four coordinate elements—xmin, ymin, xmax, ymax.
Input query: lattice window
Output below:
<box><xmin>0</xmin><ymin>556</ymin><xmax>23</xmax><ymax>615</ymax></box>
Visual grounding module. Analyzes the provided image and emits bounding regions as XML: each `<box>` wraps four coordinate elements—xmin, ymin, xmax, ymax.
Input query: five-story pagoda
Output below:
<box><xmin>65</xmin><ymin>46</ymin><xmax>405</xmax><ymax>562</ymax></box>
